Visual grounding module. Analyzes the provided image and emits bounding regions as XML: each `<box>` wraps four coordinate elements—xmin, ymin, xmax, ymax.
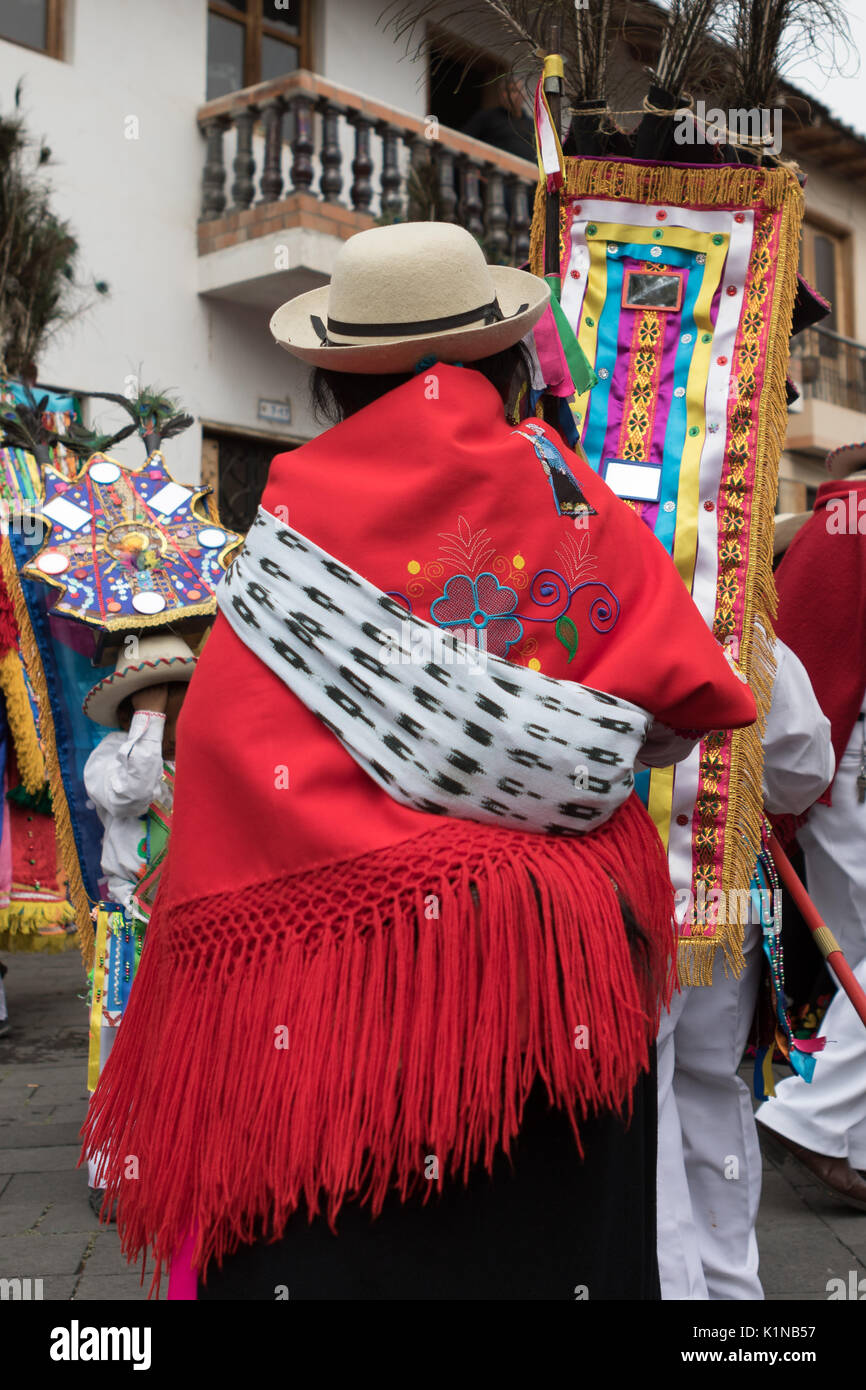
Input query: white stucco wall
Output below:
<box><xmin>320</xmin><ymin>0</ymin><xmax>426</xmax><ymax>119</ymax></box>
<box><xmin>0</xmin><ymin>0</ymin><xmax>431</xmax><ymax>487</ymax></box>
<box><xmin>1</xmin><ymin>0</ymin><xmax>211</xmax><ymax>480</ymax></box>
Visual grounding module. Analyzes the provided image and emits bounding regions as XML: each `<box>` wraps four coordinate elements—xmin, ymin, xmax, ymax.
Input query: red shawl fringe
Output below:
<box><xmin>81</xmin><ymin>795</ymin><xmax>675</xmax><ymax>1295</ymax></box>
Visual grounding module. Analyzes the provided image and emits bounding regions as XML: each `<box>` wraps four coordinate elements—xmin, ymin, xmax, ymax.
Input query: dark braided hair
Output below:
<box><xmin>309</xmin><ymin>341</ymin><xmax>533</xmax><ymax>425</ymax></box>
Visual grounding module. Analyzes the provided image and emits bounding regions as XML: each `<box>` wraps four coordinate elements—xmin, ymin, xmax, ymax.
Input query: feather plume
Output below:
<box><xmin>649</xmin><ymin>0</ymin><xmax>724</xmax><ymax>99</ymax></box>
<box><xmin>379</xmin><ymin>1</ymin><xmax>615</xmax><ymax>107</ymax></box>
<box><xmin>718</xmin><ymin>0</ymin><xmax>854</xmax><ymax>113</ymax></box>
<box><xmin>88</xmin><ymin>385</ymin><xmax>193</xmax><ymax>453</ymax></box>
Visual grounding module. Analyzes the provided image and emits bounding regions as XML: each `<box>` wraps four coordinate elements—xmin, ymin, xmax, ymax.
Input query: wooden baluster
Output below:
<box><xmin>230</xmin><ymin>107</ymin><xmax>256</xmax><ymax>210</ymax></box>
<box><xmin>459</xmin><ymin>157</ymin><xmax>484</xmax><ymax>238</ymax></box>
<box><xmin>201</xmin><ymin>117</ymin><xmax>228</xmax><ymax>220</ymax></box>
<box><xmin>404</xmin><ymin>133</ymin><xmax>430</xmax><ymax>221</ymax></box>
<box><xmin>290</xmin><ymin>95</ymin><xmax>315</xmax><ymax>193</ymax></box>
<box><xmin>259</xmin><ymin>98</ymin><xmax>285</xmax><ymax>203</ymax></box>
<box><xmin>378</xmin><ymin>122</ymin><xmax>403</xmax><ymax>221</ymax></box>
<box><xmin>435</xmin><ymin>146</ymin><xmax>458</xmax><ymax>223</ymax></box>
<box><xmin>318</xmin><ymin>101</ymin><xmax>343</xmax><ymax>203</ymax></box>
<box><xmin>349</xmin><ymin>115</ymin><xmax>374</xmax><ymax>212</ymax></box>
<box><xmin>509</xmin><ymin>176</ymin><xmax>530</xmax><ymax>265</ymax></box>
<box><xmin>484</xmin><ymin>165</ymin><xmax>509</xmax><ymax>262</ymax></box>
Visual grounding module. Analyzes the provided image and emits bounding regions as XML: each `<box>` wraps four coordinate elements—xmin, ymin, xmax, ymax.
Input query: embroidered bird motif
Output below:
<box><xmin>511</xmin><ymin>422</ymin><xmax>597</xmax><ymax>520</ymax></box>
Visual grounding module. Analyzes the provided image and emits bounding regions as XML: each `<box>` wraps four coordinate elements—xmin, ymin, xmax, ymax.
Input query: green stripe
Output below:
<box><xmin>545</xmin><ymin>275</ymin><xmax>597</xmax><ymax>396</ymax></box>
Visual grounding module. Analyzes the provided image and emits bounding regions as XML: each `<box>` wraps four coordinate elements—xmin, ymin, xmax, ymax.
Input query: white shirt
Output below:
<box><xmin>762</xmin><ymin>639</ymin><xmax>834</xmax><ymax>816</ymax></box>
<box><xmin>637</xmin><ymin>639</ymin><xmax>834</xmax><ymax>813</ymax></box>
<box><xmin>83</xmin><ymin>709</ymin><xmax>174</xmax><ymax>905</ymax></box>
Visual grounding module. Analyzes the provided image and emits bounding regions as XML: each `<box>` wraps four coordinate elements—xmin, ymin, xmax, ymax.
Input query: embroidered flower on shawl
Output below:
<box><xmin>430</xmin><ymin>572</ymin><xmax>523</xmax><ymax>657</ymax></box>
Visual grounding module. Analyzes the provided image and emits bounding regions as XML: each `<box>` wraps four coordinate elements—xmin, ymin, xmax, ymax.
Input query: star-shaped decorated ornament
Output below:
<box><xmin>23</xmin><ymin>451</ymin><xmax>242</xmax><ymax>629</ymax></box>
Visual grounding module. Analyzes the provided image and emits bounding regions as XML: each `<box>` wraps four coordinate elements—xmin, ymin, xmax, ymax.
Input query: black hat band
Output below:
<box><xmin>310</xmin><ymin>296</ymin><xmax>529</xmax><ymax>346</ymax></box>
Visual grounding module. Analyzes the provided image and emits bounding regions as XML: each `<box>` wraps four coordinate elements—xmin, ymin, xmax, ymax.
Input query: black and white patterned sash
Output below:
<box><xmin>217</xmin><ymin>508</ymin><xmax>652</xmax><ymax>834</ymax></box>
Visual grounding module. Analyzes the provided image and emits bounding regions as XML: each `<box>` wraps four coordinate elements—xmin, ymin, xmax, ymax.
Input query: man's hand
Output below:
<box><xmin>132</xmin><ymin>683</ymin><xmax>168</xmax><ymax>714</ymax></box>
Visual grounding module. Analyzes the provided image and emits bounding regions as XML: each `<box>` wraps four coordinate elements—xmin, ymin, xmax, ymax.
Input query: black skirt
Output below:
<box><xmin>198</xmin><ymin>1053</ymin><xmax>659</xmax><ymax>1302</ymax></box>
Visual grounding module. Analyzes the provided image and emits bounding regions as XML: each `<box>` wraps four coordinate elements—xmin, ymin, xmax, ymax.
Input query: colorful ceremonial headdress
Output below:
<box><xmin>381</xmin><ymin>0</ymin><xmax>847</xmax><ymax>980</ymax></box>
<box><xmin>521</xmin><ymin>0</ymin><xmax>841</xmax><ymax>982</ymax></box>
<box><xmin>0</xmin><ymin>382</ymin><xmax>241</xmax><ymax>960</ymax></box>
<box><xmin>22</xmin><ymin>449</ymin><xmax>240</xmax><ymax>634</ymax></box>
<box><xmin>530</xmin><ymin>157</ymin><xmax>803</xmax><ymax>982</ymax></box>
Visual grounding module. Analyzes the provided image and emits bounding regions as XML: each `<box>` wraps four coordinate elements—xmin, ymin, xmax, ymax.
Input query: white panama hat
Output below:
<box><xmin>825</xmin><ymin>441</ymin><xmax>866</xmax><ymax>479</ymax></box>
<box><xmin>269</xmin><ymin>221</ymin><xmax>550</xmax><ymax>375</ymax></box>
<box><xmin>84</xmin><ymin>633</ymin><xmax>197</xmax><ymax>728</ymax></box>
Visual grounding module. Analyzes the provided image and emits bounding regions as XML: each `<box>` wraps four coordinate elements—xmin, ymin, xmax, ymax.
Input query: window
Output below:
<box><xmin>0</xmin><ymin>0</ymin><xmax>64</xmax><ymax>58</ymax></box>
<box><xmin>206</xmin><ymin>0</ymin><xmax>311</xmax><ymax>100</ymax></box>
<box><xmin>799</xmin><ymin>219</ymin><xmax>851</xmax><ymax>339</ymax></box>
<box><xmin>202</xmin><ymin>427</ymin><xmax>299</xmax><ymax>535</ymax></box>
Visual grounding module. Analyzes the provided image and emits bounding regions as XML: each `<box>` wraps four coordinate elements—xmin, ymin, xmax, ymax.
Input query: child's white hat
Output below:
<box><xmin>84</xmin><ymin>633</ymin><xmax>197</xmax><ymax>728</ymax></box>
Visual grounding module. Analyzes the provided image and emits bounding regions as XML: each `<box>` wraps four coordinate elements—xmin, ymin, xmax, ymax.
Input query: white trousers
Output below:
<box><xmin>756</xmin><ymin>723</ymin><xmax>866</xmax><ymax>1166</ymax></box>
<box><xmin>657</xmin><ymin>919</ymin><xmax>764</xmax><ymax>1300</ymax></box>
<box><xmin>0</xmin><ymin>972</ymin><xmax>7</xmax><ymax>1022</ymax></box>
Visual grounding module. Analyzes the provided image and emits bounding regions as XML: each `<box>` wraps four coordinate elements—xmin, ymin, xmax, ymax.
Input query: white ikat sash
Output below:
<box><xmin>217</xmin><ymin>507</ymin><xmax>652</xmax><ymax>834</ymax></box>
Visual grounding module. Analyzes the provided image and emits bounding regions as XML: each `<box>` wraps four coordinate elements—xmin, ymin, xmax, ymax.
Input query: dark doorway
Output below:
<box><xmin>203</xmin><ymin>428</ymin><xmax>299</xmax><ymax>535</ymax></box>
<box><xmin>427</xmin><ymin>32</ymin><xmax>504</xmax><ymax>134</ymax></box>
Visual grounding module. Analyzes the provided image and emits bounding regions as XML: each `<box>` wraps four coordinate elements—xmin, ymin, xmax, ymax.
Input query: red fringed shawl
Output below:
<box><xmin>82</xmin><ymin>367</ymin><xmax>755</xmax><ymax>1291</ymax></box>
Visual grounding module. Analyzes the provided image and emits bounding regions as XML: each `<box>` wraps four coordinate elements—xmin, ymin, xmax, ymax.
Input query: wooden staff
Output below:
<box><xmin>542</xmin><ymin>19</ymin><xmax>562</xmax><ymax>280</ymax></box>
<box><xmin>769</xmin><ymin>831</ymin><xmax>866</xmax><ymax>1031</ymax></box>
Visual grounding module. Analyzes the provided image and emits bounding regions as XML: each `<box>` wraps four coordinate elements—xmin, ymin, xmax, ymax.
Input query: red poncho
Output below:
<box><xmin>775</xmin><ymin>477</ymin><xmax>866</xmax><ymax>805</ymax></box>
<box><xmin>83</xmin><ymin>367</ymin><xmax>755</xmax><ymax>1288</ymax></box>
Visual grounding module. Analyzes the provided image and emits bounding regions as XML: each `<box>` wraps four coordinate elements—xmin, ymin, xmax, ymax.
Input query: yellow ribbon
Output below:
<box><xmin>87</xmin><ymin>907</ymin><xmax>110</xmax><ymax>1092</ymax></box>
<box><xmin>543</xmin><ymin>53</ymin><xmax>564</xmax><ymax>82</ymax></box>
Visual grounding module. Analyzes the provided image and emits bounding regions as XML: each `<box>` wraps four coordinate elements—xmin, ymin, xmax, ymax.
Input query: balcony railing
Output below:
<box><xmin>791</xmin><ymin>324</ymin><xmax>866</xmax><ymax>414</ymax></box>
<box><xmin>196</xmin><ymin>70</ymin><xmax>537</xmax><ymax>267</ymax></box>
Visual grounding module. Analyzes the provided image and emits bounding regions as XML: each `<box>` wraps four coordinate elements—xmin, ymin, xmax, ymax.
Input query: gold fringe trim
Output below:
<box><xmin>719</xmin><ymin>174</ymin><xmax>805</xmax><ymax>976</ymax></box>
<box><xmin>677</xmin><ymin>923</ymin><xmax>747</xmax><ymax>987</ymax></box>
<box><xmin>530</xmin><ymin>161</ymin><xmax>799</xmax><ymax>276</ymax></box>
<box><xmin>677</xmin><ymin>935</ymin><xmax>716</xmax><ymax>987</ymax></box>
<box><xmin>0</xmin><ymin>647</ymin><xmax>45</xmax><ymax>794</ymax></box>
<box><xmin>561</xmin><ymin>159</ymin><xmax>798</xmax><ymax>213</ymax></box>
<box><xmin>529</xmin><ymin>178</ymin><xmax>549</xmax><ymax>277</ymax></box>
<box><xmin>0</xmin><ymin>537</ymin><xmax>95</xmax><ymax>965</ymax></box>
<box><xmin>528</xmin><ymin>158</ymin><xmax>805</xmax><ymax>982</ymax></box>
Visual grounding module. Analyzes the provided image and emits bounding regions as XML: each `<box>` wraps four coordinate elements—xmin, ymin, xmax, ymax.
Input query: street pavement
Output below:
<box><xmin>1</xmin><ymin>947</ymin><xmax>864</xmax><ymax>1302</ymax></box>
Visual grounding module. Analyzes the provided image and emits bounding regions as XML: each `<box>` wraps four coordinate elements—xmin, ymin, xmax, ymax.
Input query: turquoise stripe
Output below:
<box><xmin>635</xmin><ymin>767</ymin><xmax>651</xmax><ymax>808</ymax></box>
<box><xmin>587</xmin><ymin>243</ymin><xmax>704</xmax><ymax>556</ymax></box>
<box><xmin>581</xmin><ymin>253</ymin><xmax>624</xmax><ymax>470</ymax></box>
<box><xmin>655</xmin><ymin>251</ymin><xmax>704</xmax><ymax>556</ymax></box>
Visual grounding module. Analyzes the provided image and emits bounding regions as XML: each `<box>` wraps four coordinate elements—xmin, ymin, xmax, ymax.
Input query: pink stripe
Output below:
<box><xmin>533</xmin><ymin>308</ymin><xmax>572</xmax><ymax>397</ymax></box>
<box><xmin>166</xmin><ymin>1231</ymin><xmax>198</xmax><ymax>1300</ymax></box>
